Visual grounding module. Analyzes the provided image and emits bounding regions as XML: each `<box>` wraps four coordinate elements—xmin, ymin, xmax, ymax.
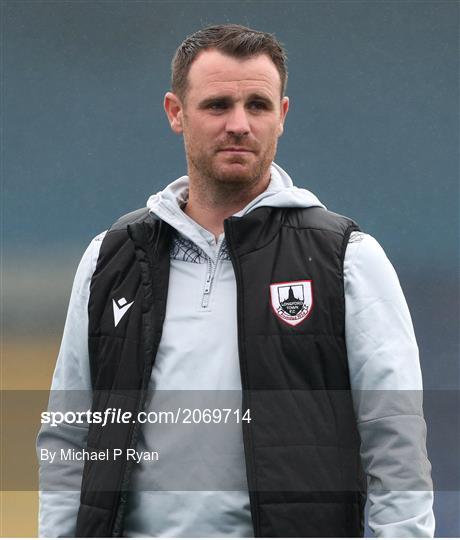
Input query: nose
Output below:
<box><xmin>225</xmin><ymin>104</ymin><xmax>250</xmax><ymax>137</ymax></box>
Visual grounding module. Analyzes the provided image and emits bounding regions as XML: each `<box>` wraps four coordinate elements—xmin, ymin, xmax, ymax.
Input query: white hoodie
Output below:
<box><xmin>37</xmin><ymin>162</ymin><xmax>435</xmax><ymax>537</ymax></box>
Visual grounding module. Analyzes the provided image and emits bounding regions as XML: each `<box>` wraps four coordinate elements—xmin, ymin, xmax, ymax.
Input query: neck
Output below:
<box><xmin>184</xmin><ymin>170</ymin><xmax>271</xmax><ymax>238</ymax></box>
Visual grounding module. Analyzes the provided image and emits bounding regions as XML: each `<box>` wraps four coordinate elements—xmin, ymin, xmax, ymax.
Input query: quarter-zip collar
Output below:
<box><xmin>146</xmin><ymin>162</ymin><xmax>325</xmax><ymax>259</ymax></box>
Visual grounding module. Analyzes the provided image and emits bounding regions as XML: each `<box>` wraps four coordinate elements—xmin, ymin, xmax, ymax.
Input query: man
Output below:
<box><xmin>37</xmin><ymin>24</ymin><xmax>435</xmax><ymax>537</ymax></box>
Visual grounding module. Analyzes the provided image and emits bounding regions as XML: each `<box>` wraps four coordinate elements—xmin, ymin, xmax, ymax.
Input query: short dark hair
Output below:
<box><xmin>171</xmin><ymin>24</ymin><xmax>288</xmax><ymax>101</ymax></box>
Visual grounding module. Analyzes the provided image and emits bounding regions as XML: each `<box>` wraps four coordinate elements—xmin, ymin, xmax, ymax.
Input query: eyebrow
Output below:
<box><xmin>198</xmin><ymin>93</ymin><xmax>274</xmax><ymax>108</ymax></box>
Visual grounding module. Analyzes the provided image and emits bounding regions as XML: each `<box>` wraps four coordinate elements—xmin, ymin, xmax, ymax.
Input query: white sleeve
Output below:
<box><xmin>36</xmin><ymin>232</ymin><xmax>105</xmax><ymax>537</ymax></box>
<box><xmin>344</xmin><ymin>232</ymin><xmax>435</xmax><ymax>538</ymax></box>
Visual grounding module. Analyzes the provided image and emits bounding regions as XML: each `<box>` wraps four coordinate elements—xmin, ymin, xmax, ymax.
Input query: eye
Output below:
<box><xmin>208</xmin><ymin>101</ymin><xmax>228</xmax><ymax>111</ymax></box>
<box><xmin>248</xmin><ymin>100</ymin><xmax>269</xmax><ymax>111</ymax></box>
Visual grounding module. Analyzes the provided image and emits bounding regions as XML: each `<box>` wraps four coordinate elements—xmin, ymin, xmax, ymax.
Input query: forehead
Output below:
<box><xmin>186</xmin><ymin>49</ymin><xmax>282</xmax><ymax>99</ymax></box>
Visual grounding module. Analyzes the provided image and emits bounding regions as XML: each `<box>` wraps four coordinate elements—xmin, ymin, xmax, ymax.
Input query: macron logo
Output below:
<box><xmin>113</xmin><ymin>297</ymin><xmax>134</xmax><ymax>327</ymax></box>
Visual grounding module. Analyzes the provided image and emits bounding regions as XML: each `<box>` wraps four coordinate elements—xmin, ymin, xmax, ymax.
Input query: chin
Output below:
<box><xmin>214</xmin><ymin>157</ymin><xmax>257</xmax><ymax>178</ymax></box>
<box><xmin>214</xmin><ymin>166</ymin><xmax>257</xmax><ymax>185</ymax></box>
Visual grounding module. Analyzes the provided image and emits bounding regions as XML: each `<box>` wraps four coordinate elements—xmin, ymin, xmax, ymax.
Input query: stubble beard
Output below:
<box><xmin>185</xmin><ymin>137</ymin><xmax>278</xmax><ymax>207</ymax></box>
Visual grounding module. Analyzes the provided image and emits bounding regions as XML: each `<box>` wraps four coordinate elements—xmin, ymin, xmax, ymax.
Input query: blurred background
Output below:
<box><xmin>1</xmin><ymin>0</ymin><xmax>458</xmax><ymax>536</ymax></box>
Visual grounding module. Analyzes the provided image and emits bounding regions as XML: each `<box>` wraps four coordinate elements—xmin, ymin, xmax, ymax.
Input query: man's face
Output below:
<box><xmin>165</xmin><ymin>49</ymin><xmax>289</xmax><ymax>188</ymax></box>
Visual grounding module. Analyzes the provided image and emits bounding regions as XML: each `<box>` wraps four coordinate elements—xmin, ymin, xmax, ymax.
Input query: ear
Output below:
<box><xmin>278</xmin><ymin>96</ymin><xmax>290</xmax><ymax>136</ymax></box>
<box><xmin>164</xmin><ymin>92</ymin><xmax>184</xmax><ymax>134</ymax></box>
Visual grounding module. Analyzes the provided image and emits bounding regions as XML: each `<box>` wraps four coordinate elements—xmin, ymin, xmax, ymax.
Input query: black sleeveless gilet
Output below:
<box><xmin>75</xmin><ymin>206</ymin><xmax>366</xmax><ymax>537</ymax></box>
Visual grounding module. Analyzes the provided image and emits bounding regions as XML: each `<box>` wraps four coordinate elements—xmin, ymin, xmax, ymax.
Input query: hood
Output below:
<box><xmin>147</xmin><ymin>162</ymin><xmax>325</xmax><ymax>260</ymax></box>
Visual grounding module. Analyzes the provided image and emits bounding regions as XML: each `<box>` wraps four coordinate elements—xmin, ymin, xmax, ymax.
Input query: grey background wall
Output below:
<box><xmin>2</xmin><ymin>0</ymin><xmax>458</xmax><ymax>536</ymax></box>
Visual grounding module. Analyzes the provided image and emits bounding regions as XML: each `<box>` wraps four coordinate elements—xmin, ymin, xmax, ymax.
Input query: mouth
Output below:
<box><xmin>218</xmin><ymin>147</ymin><xmax>254</xmax><ymax>154</ymax></box>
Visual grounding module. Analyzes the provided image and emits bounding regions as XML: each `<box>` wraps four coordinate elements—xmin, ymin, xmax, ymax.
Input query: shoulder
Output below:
<box><xmin>71</xmin><ymin>208</ymin><xmax>153</xmax><ymax>296</ymax></box>
<box><xmin>94</xmin><ymin>207</ymin><xmax>156</xmax><ymax>263</ymax></box>
<box><xmin>345</xmin><ymin>232</ymin><xmax>396</xmax><ymax>275</ymax></box>
<box><xmin>109</xmin><ymin>207</ymin><xmax>151</xmax><ymax>232</ymax></box>
<box><xmin>344</xmin><ymin>232</ymin><xmax>403</xmax><ymax>300</ymax></box>
<box><xmin>284</xmin><ymin>207</ymin><xmax>359</xmax><ymax>236</ymax></box>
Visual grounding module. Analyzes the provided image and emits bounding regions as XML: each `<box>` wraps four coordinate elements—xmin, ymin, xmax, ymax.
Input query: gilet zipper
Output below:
<box><xmin>224</xmin><ymin>218</ymin><xmax>261</xmax><ymax>537</ymax></box>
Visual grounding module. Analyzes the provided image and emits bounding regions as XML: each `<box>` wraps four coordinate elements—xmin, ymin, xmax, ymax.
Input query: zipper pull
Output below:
<box><xmin>203</xmin><ymin>272</ymin><xmax>212</xmax><ymax>294</ymax></box>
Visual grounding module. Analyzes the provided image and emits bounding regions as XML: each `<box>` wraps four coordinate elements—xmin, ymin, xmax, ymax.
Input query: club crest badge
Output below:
<box><xmin>269</xmin><ymin>280</ymin><xmax>313</xmax><ymax>327</ymax></box>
